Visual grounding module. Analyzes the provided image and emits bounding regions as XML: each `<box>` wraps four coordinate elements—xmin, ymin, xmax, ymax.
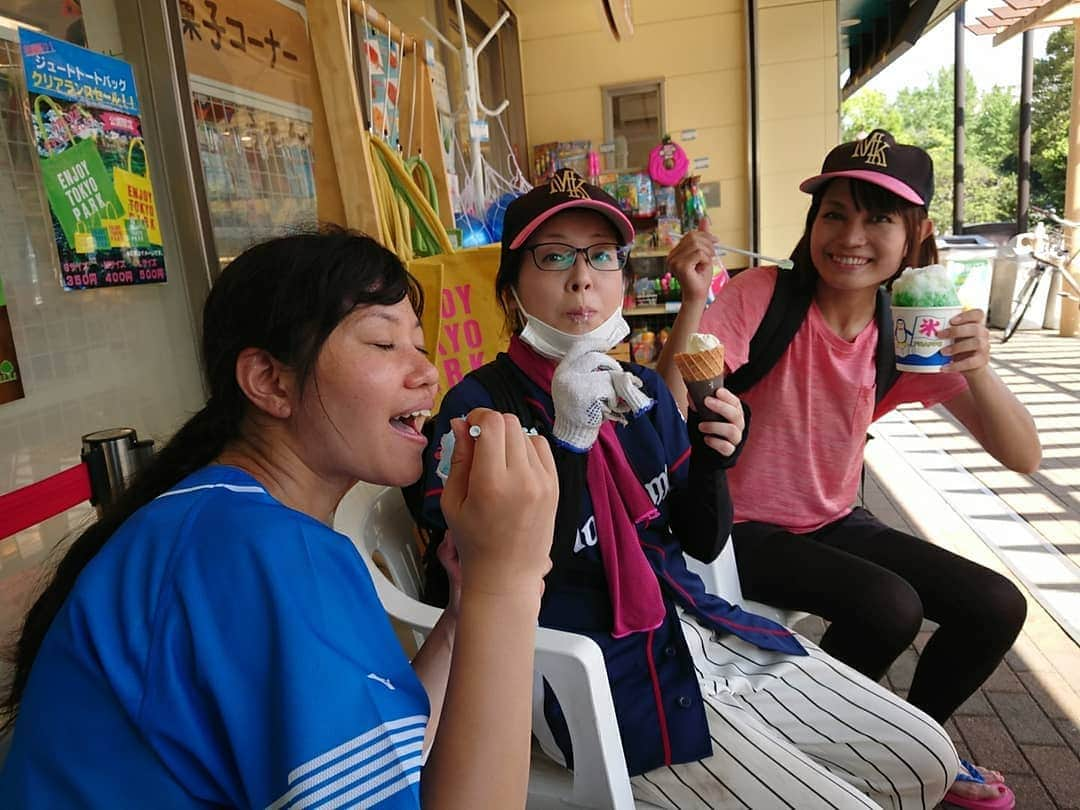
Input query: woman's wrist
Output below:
<box><xmin>678</xmin><ymin>293</ymin><xmax>709</xmax><ymax>312</ymax></box>
<box><xmin>458</xmin><ymin>584</ymin><xmax>543</xmax><ymax>625</ymax></box>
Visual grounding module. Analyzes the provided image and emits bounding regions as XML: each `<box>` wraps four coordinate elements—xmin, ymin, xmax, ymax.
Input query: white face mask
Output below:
<box><xmin>511</xmin><ymin>288</ymin><xmax>630</xmax><ymax>360</ymax></box>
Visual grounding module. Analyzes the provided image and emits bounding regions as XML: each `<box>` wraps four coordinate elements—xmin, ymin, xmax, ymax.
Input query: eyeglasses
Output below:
<box><xmin>523</xmin><ymin>242</ymin><xmax>631</xmax><ymax>272</ymax></box>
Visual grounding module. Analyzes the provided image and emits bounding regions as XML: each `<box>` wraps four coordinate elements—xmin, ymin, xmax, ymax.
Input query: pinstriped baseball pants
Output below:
<box><xmin>629</xmin><ymin>611</ymin><xmax>959</xmax><ymax>809</ymax></box>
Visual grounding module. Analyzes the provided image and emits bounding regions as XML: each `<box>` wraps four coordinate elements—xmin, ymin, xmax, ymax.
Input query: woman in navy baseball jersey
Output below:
<box><xmin>418</xmin><ymin>171</ymin><xmax>960</xmax><ymax>809</ymax></box>
<box><xmin>0</xmin><ymin>230</ymin><xmax>558</xmax><ymax>809</ymax></box>
<box><xmin>658</xmin><ymin>130</ymin><xmax>1036</xmax><ymax>809</ymax></box>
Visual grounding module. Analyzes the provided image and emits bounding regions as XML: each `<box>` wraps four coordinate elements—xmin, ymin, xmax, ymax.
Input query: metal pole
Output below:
<box><xmin>1018</xmin><ymin>30</ymin><xmax>1033</xmax><ymax>234</ymax></box>
<box><xmin>81</xmin><ymin>428</ymin><xmax>154</xmax><ymax>512</ymax></box>
<box><xmin>745</xmin><ymin>0</ymin><xmax>760</xmax><ymax>254</ymax></box>
<box><xmin>953</xmin><ymin>5</ymin><xmax>966</xmax><ymax>234</ymax></box>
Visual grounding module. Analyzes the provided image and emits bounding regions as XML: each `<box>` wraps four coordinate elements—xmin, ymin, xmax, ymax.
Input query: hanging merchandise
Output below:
<box><xmin>454</xmin><ymin>213</ymin><xmax>492</xmax><ymax>247</ymax></box>
<box><xmin>677</xmin><ymin>174</ymin><xmax>711</xmax><ymax>233</ymax></box>
<box><xmin>648</xmin><ymin>135</ymin><xmax>689</xmax><ymax>187</ymax></box>
<box><xmin>355</xmin><ymin>5</ymin><xmax>453</xmax><ymax>263</ymax></box>
<box><xmin>484</xmin><ymin>191</ymin><xmax>518</xmax><ymax>241</ymax></box>
<box><xmin>409</xmin><ymin>245</ymin><xmax>508</xmax><ymax>407</ymax></box>
<box><xmin>368</xmin><ymin>133</ymin><xmax>454</xmax><ymax>262</ymax></box>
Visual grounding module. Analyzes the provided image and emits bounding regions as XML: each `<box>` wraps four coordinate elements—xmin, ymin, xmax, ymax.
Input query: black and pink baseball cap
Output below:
<box><xmin>500</xmin><ymin>169</ymin><xmax>635</xmax><ymax>256</ymax></box>
<box><xmin>799</xmin><ymin>129</ymin><xmax>934</xmax><ymax>207</ymax></box>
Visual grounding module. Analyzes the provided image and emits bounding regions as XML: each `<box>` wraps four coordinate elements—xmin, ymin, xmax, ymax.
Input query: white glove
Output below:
<box><xmin>551</xmin><ymin>340</ymin><xmax>654</xmax><ymax>452</ymax></box>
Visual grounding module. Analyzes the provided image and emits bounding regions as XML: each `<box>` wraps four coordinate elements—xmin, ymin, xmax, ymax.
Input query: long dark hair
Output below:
<box><xmin>1</xmin><ymin>228</ymin><xmax>422</xmax><ymax>730</ymax></box>
<box><xmin>789</xmin><ymin>178</ymin><xmax>938</xmax><ymax>288</ymax></box>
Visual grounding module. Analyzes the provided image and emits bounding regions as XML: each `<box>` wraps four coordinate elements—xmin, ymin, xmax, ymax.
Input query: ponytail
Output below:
<box><xmin>1</xmin><ymin>401</ymin><xmax>240</xmax><ymax>730</ymax></box>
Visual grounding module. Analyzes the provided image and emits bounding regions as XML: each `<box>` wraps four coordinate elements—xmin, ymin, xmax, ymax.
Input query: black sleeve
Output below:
<box><xmin>668</xmin><ymin>401</ymin><xmax>751</xmax><ymax>563</ymax></box>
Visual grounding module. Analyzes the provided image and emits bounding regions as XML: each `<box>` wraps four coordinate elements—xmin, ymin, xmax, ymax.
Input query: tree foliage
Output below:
<box><xmin>841</xmin><ymin>26</ymin><xmax>1072</xmax><ymax>232</ymax></box>
<box><xmin>1031</xmin><ymin>26</ymin><xmax>1073</xmax><ymax>212</ymax></box>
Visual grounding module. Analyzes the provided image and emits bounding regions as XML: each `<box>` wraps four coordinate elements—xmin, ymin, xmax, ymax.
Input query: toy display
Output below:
<box><xmin>484</xmin><ymin>191</ymin><xmax>520</xmax><ymax>241</ymax></box>
<box><xmin>532</xmin><ymin>140</ymin><xmax>591</xmax><ymax>182</ymax></box>
<box><xmin>454</xmin><ymin>212</ymin><xmax>492</xmax><ymax>247</ymax></box>
<box><xmin>648</xmin><ymin>135</ymin><xmax>689</xmax><ymax>187</ymax></box>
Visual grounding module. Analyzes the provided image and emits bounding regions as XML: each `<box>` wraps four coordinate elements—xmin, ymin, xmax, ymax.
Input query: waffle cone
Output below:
<box><xmin>674</xmin><ymin>345</ymin><xmax>726</xmax><ymax>382</ymax></box>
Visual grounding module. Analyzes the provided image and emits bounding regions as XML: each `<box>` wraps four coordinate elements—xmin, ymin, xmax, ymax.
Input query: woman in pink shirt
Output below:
<box><xmin>658</xmin><ymin>130</ymin><xmax>1040</xmax><ymax>809</ymax></box>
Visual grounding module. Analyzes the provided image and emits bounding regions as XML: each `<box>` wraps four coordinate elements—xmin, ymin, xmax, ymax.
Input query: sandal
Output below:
<box><xmin>943</xmin><ymin>760</ymin><xmax>1015</xmax><ymax>809</ymax></box>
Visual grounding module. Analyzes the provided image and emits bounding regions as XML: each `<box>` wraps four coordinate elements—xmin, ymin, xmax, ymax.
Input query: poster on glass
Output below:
<box><xmin>19</xmin><ymin>27</ymin><xmax>166</xmax><ymax>290</ymax></box>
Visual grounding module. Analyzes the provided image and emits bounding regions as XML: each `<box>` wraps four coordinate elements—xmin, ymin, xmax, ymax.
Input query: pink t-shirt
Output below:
<box><xmin>699</xmin><ymin>267</ymin><xmax>968</xmax><ymax>533</ymax></box>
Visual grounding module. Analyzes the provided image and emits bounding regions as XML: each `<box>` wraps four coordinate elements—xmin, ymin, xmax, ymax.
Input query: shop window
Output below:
<box><xmin>190</xmin><ymin>90</ymin><xmax>316</xmax><ymax>267</ymax></box>
<box><xmin>178</xmin><ymin>0</ymin><xmax>318</xmax><ymax>268</ymax></box>
<box><xmin>0</xmin><ymin>5</ymin><xmax>205</xmax><ymax>656</ymax></box>
<box><xmin>603</xmin><ymin>80</ymin><xmax>664</xmax><ymax>171</ymax></box>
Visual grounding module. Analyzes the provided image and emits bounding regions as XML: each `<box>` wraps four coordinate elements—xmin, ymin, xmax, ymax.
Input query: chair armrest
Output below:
<box><xmin>371</xmin><ymin>579</ymin><xmax>443</xmax><ymax>633</ymax></box>
<box><xmin>533</xmin><ymin>627</ymin><xmax>635</xmax><ymax>809</ymax></box>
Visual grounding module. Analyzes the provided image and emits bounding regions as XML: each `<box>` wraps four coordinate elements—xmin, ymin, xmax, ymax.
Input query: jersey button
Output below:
<box><xmin>664</xmin><ymin>646</ymin><xmax>677</xmax><ymax>657</ymax></box>
<box><xmin>676</xmin><ymin>695</ymin><xmax>692</xmax><ymax>709</ymax></box>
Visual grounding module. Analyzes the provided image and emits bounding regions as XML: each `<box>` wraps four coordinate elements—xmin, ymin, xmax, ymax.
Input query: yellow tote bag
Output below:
<box><xmin>113</xmin><ymin>137</ymin><xmax>162</xmax><ymax>245</ymax></box>
<box><xmin>100</xmin><ymin>201</ymin><xmax>129</xmax><ymax>248</ymax></box>
<box><xmin>72</xmin><ymin>218</ymin><xmax>95</xmax><ymax>254</ymax></box>
<box><xmin>408</xmin><ymin>244</ymin><xmax>507</xmax><ymax>409</ymax></box>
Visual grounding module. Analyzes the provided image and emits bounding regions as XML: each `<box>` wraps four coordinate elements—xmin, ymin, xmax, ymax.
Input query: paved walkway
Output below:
<box><xmin>794</xmin><ymin>328</ymin><xmax>1080</xmax><ymax>809</ymax></box>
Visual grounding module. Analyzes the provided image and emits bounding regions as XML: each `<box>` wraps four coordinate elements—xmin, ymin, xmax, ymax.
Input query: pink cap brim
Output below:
<box><xmin>799</xmin><ymin>170</ymin><xmax>925</xmax><ymax>206</ymax></box>
<box><xmin>508</xmin><ymin>199</ymin><xmax>635</xmax><ymax>249</ymax></box>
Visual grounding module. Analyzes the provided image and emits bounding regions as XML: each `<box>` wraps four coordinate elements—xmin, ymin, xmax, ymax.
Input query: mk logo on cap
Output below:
<box><xmin>852</xmin><ymin>131</ymin><xmax>890</xmax><ymax>168</ymax></box>
<box><xmin>549</xmin><ymin>169</ymin><xmax>589</xmax><ymax>200</ymax></box>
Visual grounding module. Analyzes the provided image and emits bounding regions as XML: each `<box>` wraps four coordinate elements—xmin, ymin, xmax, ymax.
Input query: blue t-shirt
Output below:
<box><xmin>1</xmin><ymin>466</ymin><xmax>428</xmax><ymax>809</ymax></box>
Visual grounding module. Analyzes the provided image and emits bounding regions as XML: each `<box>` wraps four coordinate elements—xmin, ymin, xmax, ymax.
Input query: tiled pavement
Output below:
<box><xmin>793</xmin><ymin>328</ymin><xmax>1080</xmax><ymax>809</ymax></box>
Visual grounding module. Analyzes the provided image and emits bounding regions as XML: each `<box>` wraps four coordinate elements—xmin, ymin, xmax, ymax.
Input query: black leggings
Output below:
<box><xmin>732</xmin><ymin>508</ymin><xmax>1027</xmax><ymax>724</ymax></box>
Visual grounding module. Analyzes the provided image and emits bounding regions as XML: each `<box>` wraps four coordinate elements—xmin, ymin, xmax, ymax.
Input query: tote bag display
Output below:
<box><xmin>113</xmin><ymin>137</ymin><xmax>162</xmax><ymax>245</ymax></box>
<box><xmin>35</xmin><ymin>96</ymin><xmax>123</xmax><ymax>252</ymax></box>
<box><xmin>408</xmin><ymin>244</ymin><xmax>507</xmax><ymax>407</ymax></box>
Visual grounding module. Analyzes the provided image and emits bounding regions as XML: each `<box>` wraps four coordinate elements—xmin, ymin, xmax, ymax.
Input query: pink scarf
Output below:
<box><xmin>508</xmin><ymin>337</ymin><xmax>665</xmax><ymax>637</ymax></box>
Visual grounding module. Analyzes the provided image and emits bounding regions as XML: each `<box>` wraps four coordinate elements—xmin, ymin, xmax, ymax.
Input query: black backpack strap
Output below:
<box><xmin>873</xmin><ymin>286</ymin><xmax>901</xmax><ymax>406</ymax></box>
<box><xmin>725</xmin><ymin>267</ymin><xmax>815</xmax><ymax>396</ymax></box>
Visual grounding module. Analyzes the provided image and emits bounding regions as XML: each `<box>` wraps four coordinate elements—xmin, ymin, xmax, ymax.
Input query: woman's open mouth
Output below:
<box><xmin>390</xmin><ymin>409</ymin><xmax>431</xmax><ymax>441</ymax></box>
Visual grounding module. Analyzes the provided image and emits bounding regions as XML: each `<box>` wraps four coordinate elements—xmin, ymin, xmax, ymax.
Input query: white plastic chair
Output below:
<box><xmin>333</xmin><ymin>484</ymin><xmax>636</xmax><ymax>809</ymax></box>
<box><xmin>333</xmin><ymin>484</ymin><xmax>810</xmax><ymax>809</ymax></box>
<box><xmin>685</xmin><ymin>542</ymin><xmax>809</xmax><ymax>629</ymax></box>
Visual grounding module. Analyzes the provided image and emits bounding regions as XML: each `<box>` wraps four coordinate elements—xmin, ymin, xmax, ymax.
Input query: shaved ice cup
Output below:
<box><xmin>892</xmin><ymin>306</ymin><xmax>962</xmax><ymax>372</ymax></box>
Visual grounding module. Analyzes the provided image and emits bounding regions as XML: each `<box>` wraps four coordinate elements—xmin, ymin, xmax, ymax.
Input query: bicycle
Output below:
<box><xmin>1001</xmin><ymin>206</ymin><xmax>1080</xmax><ymax>343</ymax></box>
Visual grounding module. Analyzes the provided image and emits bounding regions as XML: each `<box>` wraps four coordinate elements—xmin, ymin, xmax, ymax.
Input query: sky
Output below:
<box><xmin>856</xmin><ymin>0</ymin><xmax>1056</xmax><ymax>100</ymax></box>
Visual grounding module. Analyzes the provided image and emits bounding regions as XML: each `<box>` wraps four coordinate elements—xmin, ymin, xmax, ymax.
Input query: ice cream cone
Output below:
<box><xmin>674</xmin><ymin>345</ymin><xmax>726</xmax><ymax>420</ymax></box>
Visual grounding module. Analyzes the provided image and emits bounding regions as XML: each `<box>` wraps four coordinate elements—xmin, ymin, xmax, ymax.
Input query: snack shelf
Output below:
<box><xmin>626</xmin><ymin>302</ymin><xmax>681</xmax><ymax>316</ymax></box>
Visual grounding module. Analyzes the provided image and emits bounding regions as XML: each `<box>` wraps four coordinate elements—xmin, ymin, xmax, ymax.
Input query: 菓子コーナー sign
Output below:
<box><xmin>19</xmin><ymin>28</ymin><xmax>167</xmax><ymax>291</ymax></box>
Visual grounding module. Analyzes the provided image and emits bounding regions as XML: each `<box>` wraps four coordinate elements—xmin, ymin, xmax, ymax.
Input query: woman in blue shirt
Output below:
<box><xmin>0</xmin><ymin>230</ymin><xmax>557</xmax><ymax>809</ymax></box>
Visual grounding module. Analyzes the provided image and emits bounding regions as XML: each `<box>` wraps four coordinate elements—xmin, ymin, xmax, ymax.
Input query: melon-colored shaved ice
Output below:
<box><xmin>891</xmin><ymin>264</ymin><xmax>961</xmax><ymax>307</ymax></box>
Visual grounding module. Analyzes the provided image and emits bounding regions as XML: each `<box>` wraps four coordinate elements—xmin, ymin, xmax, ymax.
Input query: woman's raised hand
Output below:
<box><xmin>440</xmin><ymin>409</ymin><xmax>557</xmax><ymax>599</ymax></box>
<box><xmin>695</xmin><ymin>387</ymin><xmax>746</xmax><ymax>456</ymax></box>
<box><xmin>940</xmin><ymin>309</ymin><xmax>991</xmax><ymax>377</ymax></box>
<box><xmin>666</xmin><ymin>229</ymin><xmax>720</xmax><ymax>305</ymax></box>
